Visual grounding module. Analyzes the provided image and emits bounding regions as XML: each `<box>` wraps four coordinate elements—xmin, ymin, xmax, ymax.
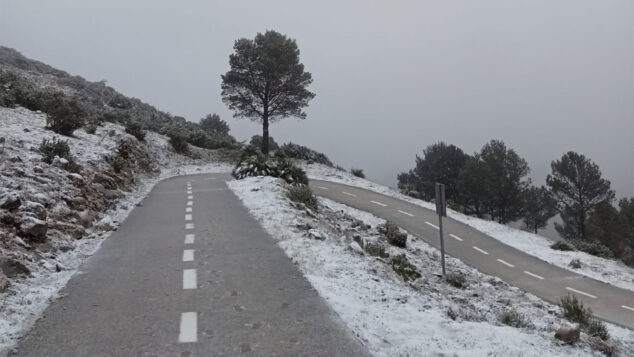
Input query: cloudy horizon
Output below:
<box><xmin>1</xmin><ymin>0</ymin><xmax>632</xmax><ymax>198</ymax></box>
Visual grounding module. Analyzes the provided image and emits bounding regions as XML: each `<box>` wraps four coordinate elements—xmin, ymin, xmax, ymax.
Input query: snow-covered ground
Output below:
<box><xmin>228</xmin><ymin>176</ymin><xmax>633</xmax><ymax>356</ymax></box>
<box><xmin>0</xmin><ymin>106</ymin><xmax>232</xmax><ymax>353</ymax></box>
<box><xmin>303</xmin><ymin>163</ymin><xmax>634</xmax><ymax>293</ymax></box>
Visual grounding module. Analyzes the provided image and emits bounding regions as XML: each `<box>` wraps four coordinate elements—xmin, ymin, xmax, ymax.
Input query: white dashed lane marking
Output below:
<box><xmin>183</xmin><ymin>249</ymin><xmax>194</xmax><ymax>262</ymax></box>
<box><xmin>622</xmin><ymin>305</ymin><xmax>634</xmax><ymax>312</ymax></box>
<box><xmin>473</xmin><ymin>246</ymin><xmax>489</xmax><ymax>255</ymax></box>
<box><xmin>370</xmin><ymin>200</ymin><xmax>388</xmax><ymax>207</ymax></box>
<box><xmin>497</xmin><ymin>259</ymin><xmax>515</xmax><ymax>268</ymax></box>
<box><xmin>566</xmin><ymin>287</ymin><xmax>597</xmax><ymax>299</ymax></box>
<box><xmin>342</xmin><ymin>191</ymin><xmax>356</xmax><ymax>197</ymax></box>
<box><xmin>425</xmin><ymin>221</ymin><xmax>439</xmax><ymax>230</ymax></box>
<box><xmin>184</xmin><ymin>234</ymin><xmax>195</xmax><ymax>244</ymax></box>
<box><xmin>186</xmin><ymin>207</ymin><xmax>192</xmax><ymax>213</ymax></box>
<box><xmin>398</xmin><ymin>210</ymin><xmax>414</xmax><ymax>217</ymax></box>
<box><xmin>449</xmin><ymin>234</ymin><xmax>463</xmax><ymax>241</ymax></box>
<box><xmin>185</xmin><ymin>223</ymin><xmax>195</xmax><ymax>230</ymax></box>
<box><xmin>524</xmin><ymin>271</ymin><xmax>544</xmax><ymax>280</ymax></box>
<box><xmin>187</xmin><ymin>201</ymin><xmax>193</xmax><ymax>206</ymax></box>
<box><xmin>187</xmin><ymin>195</ymin><xmax>193</xmax><ymax>200</ymax></box>
<box><xmin>187</xmin><ymin>191</ymin><xmax>192</xmax><ymax>195</ymax></box>
<box><xmin>183</xmin><ymin>269</ymin><xmax>197</xmax><ymax>290</ymax></box>
<box><xmin>185</xmin><ymin>214</ymin><xmax>192</xmax><ymax>221</ymax></box>
<box><xmin>316</xmin><ymin>186</ymin><xmax>329</xmax><ymax>190</ymax></box>
<box><xmin>178</xmin><ymin>312</ymin><xmax>198</xmax><ymax>343</ymax></box>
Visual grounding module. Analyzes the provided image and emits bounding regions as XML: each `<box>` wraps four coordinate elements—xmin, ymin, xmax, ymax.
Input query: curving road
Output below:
<box><xmin>309</xmin><ymin>179</ymin><xmax>634</xmax><ymax>330</ymax></box>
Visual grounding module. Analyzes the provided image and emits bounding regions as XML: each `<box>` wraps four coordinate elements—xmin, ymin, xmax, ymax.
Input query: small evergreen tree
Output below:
<box><xmin>45</xmin><ymin>93</ymin><xmax>85</xmax><ymax>136</ymax></box>
<box><xmin>547</xmin><ymin>152</ymin><xmax>615</xmax><ymax>240</ymax></box>
<box><xmin>521</xmin><ymin>186</ymin><xmax>558</xmax><ymax>233</ymax></box>
<box><xmin>457</xmin><ymin>155</ymin><xmax>489</xmax><ymax>217</ymax></box>
<box><xmin>479</xmin><ymin>140</ymin><xmax>531</xmax><ymax>224</ymax></box>
<box><xmin>586</xmin><ymin>201</ymin><xmax>629</xmax><ymax>259</ymax></box>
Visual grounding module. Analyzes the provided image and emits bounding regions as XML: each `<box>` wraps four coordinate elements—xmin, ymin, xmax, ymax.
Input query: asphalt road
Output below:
<box><xmin>309</xmin><ymin>180</ymin><xmax>634</xmax><ymax>330</ymax></box>
<box><xmin>12</xmin><ymin>174</ymin><xmax>368</xmax><ymax>357</ymax></box>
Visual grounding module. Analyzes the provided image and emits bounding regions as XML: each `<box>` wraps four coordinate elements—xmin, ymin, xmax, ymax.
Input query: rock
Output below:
<box><xmin>0</xmin><ymin>271</ymin><xmax>9</xmax><ymax>292</ymax></box>
<box><xmin>103</xmin><ymin>189</ymin><xmax>123</xmax><ymax>200</ymax></box>
<box><xmin>58</xmin><ymin>245</ymin><xmax>73</xmax><ymax>253</ymax></box>
<box><xmin>50</xmin><ymin>221</ymin><xmax>86</xmax><ymax>239</ymax></box>
<box><xmin>78</xmin><ymin>210</ymin><xmax>97</xmax><ymax>228</ymax></box>
<box><xmin>308</xmin><ymin>229</ymin><xmax>327</xmax><ymax>241</ymax></box>
<box><xmin>21</xmin><ymin>201</ymin><xmax>47</xmax><ymax>221</ymax></box>
<box><xmin>554</xmin><ymin>326</ymin><xmax>580</xmax><ymax>344</ymax></box>
<box><xmin>0</xmin><ymin>258</ymin><xmax>31</xmax><ymax>278</ymax></box>
<box><xmin>0</xmin><ymin>211</ymin><xmax>16</xmax><ymax>225</ymax></box>
<box><xmin>349</xmin><ymin>241</ymin><xmax>364</xmax><ymax>255</ymax></box>
<box><xmin>68</xmin><ymin>196</ymin><xmax>87</xmax><ymax>210</ymax></box>
<box><xmin>0</xmin><ymin>194</ymin><xmax>21</xmax><ymax>211</ymax></box>
<box><xmin>19</xmin><ymin>216</ymin><xmax>48</xmax><ymax>243</ymax></box>
<box><xmin>52</xmin><ymin>156</ymin><xmax>69</xmax><ymax>166</ymax></box>
<box><xmin>67</xmin><ymin>173</ymin><xmax>85</xmax><ymax>186</ymax></box>
<box><xmin>93</xmin><ymin>173</ymin><xmax>117</xmax><ymax>190</ymax></box>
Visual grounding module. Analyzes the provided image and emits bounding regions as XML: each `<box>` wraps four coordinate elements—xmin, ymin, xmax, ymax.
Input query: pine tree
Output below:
<box><xmin>521</xmin><ymin>186</ymin><xmax>557</xmax><ymax>233</ymax></box>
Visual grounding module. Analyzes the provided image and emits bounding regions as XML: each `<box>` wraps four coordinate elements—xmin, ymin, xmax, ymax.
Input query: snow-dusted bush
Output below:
<box><xmin>499</xmin><ymin>310</ymin><xmax>532</xmax><ymax>328</ymax></box>
<box><xmin>570</xmin><ymin>239</ymin><xmax>615</xmax><ymax>259</ymax></box>
<box><xmin>586</xmin><ymin>318</ymin><xmax>610</xmax><ymax>341</ymax></box>
<box><xmin>445</xmin><ymin>272</ymin><xmax>467</xmax><ymax>288</ymax></box>
<box><xmin>45</xmin><ymin>94</ymin><xmax>85</xmax><ymax>136</ymax></box>
<box><xmin>364</xmin><ymin>242</ymin><xmax>389</xmax><ymax>258</ymax></box>
<box><xmin>287</xmin><ymin>185</ymin><xmax>318</xmax><ymax>211</ymax></box>
<box><xmin>125</xmin><ymin>121</ymin><xmax>146</xmax><ymax>141</ymax></box>
<box><xmin>378</xmin><ymin>221</ymin><xmax>407</xmax><ymax>248</ymax></box>
<box><xmin>551</xmin><ymin>240</ymin><xmax>574</xmax><ymax>251</ymax></box>
<box><xmin>559</xmin><ymin>295</ymin><xmax>592</xmax><ymax>325</ymax></box>
<box><xmin>38</xmin><ymin>137</ymin><xmax>81</xmax><ymax>173</ymax></box>
<box><xmin>389</xmin><ymin>254</ymin><xmax>420</xmax><ymax>281</ymax></box>
<box><xmin>167</xmin><ymin>128</ymin><xmax>189</xmax><ymax>154</ymax></box>
<box><xmin>350</xmin><ymin>168</ymin><xmax>365</xmax><ymax>178</ymax></box>
<box><xmin>277</xmin><ymin>142</ymin><xmax>333</xmax><ymax>167</ymax></box>
<box><xmin>233</xmin><ymin>147</ymin><xmax>308</xmax><ymax>185</ymax></box>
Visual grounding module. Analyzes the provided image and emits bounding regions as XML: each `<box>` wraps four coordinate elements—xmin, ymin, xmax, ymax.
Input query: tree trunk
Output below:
<box><xmin>262</xmin><ymin>116</ymin><xmax>269</xmax><ymax>154</ymax></box>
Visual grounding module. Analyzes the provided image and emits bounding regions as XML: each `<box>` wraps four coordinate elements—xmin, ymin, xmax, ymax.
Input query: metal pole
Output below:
<box><xmin>438</xmin><ymin>205</ymin><xmax>446</xmax><ymax>276</ymax></box>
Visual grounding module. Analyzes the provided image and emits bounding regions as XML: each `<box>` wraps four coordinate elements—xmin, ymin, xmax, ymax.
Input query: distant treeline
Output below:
<box><xmin>398</xmin><ymin>140</ymin><xmax>634</xmax><ymax>266</ymax></box>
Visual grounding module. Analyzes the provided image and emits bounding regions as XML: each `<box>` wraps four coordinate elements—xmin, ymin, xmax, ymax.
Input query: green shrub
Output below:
<box><xmin>378</xmin><ymin>221</ymin><xmax>407</xmax><ymax>248</ymax></box>
<box><xmin>350</xmin><ymin>168</ymin><xmax>365</xmax><ymax>178</ymax></box>
<box><xmin>39</xmin><ymin>137</ymin><xmax>71</xmax><ymax>164</ymax></box>
<box><xmin>287</xmin><ymin>185</ymin><xmax>319</xmax><ymax>211</ymax></box>
<box><xmin>551</xmin><ymin>241</ymin><xmax>574</xmax><ymax>251</ymax></box>
<box><xmin>389</xmin><ymin>254</ymin><xmax>421</xmax><ymax>282</ymax></box>
<box><xmin>568</xmin><ymin>259</ymin><xmax>582</xmax><ymax>269</ymax></box>
<box><xmin>232</xmin><ymin>148</ymin><xmax>309</xmax><ymax>185</ymax></box>
<box><xmin>498</xmin><ymin>310</ymin><xmax>531</xmax><ymax>328</ymax></box>
<box><xmin>570</xmin><ymin>239</ymin><xmax>615</xmax><ymax>259</ymax></box>
<box><xmin>445</xmin><ymin>273</ymin><xmax>467</xmax><ymax>289</ymax></box>
<box><xmin>167</xmin><ymin>128</ymin><xmax>189</xmax><ymax>154</ymax></box>
<box><xmin>559</xmin><ymin>295</ymin><xmax>592</xmax><ymax>325</ymax></box>
<box><xmin>38</xmin><ymin>137</ymin><xmax>81</xmax><ymax>173</ymax></box>
<box><xmin>187</xmin><ymin>130</ymin><xmax>235</xmax><ymax>150</ymax></box>
<box><xmin>365</xmin><ymin>242</ymin><xmax>389</xmax><ymax>258</ymax></box>
<box><xmin>277</xmin><ymin>142</ymin><xmax>333</xmax><ymax>167</ymax></box>
<box><xmin>125</xmin><ymin>121</ymin><xmax>146</xmax><ymax>141</ymax></box>
<box><xmin>586</xmin><ymin>318</ymin><xmax>610</xmax><ymax>341</ymax></box>
<box><xmin>85</xmin><ymin>123</ymin><xmax>97</xmax><ymax>134</ymax></box>
<box><xmin>44</xmin><ymin>93</ymin><xmax>86</xmax><ymax>136</ymax></box>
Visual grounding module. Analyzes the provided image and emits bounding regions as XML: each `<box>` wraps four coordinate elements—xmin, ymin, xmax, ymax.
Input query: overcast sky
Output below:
<box><xmin>1</xmin><ymin>0</ymin><xmax>632</xmax><ymax>197</ymax></box>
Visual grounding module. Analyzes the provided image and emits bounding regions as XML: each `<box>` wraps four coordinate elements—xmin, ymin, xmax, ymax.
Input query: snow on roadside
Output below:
<box><xmin>0</xmin><ymin>106</ymin><xmax>232</xmax><ymax>354</ymax></box>
<box><xmin>303</xmin><ymin>163</ymin><xmax>634</xmax><ymax>293</ymax></box>
<box><xmin>228</xmin><ymin>176</ymin><xmax>633</xmax><ymax>356</ymax></box>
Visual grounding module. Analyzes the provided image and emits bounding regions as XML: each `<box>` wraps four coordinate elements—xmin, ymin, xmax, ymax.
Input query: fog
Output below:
<box><xmin>1</xmin><ymin>0</ymin><xmax>632</xmax><ymax>198</ymax></box>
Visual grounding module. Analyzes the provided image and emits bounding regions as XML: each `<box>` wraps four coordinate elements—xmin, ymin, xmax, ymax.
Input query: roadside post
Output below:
<box><xmin>435</xmin><ymin>183</ymin><xmax>447</xmax><ymax>276</ymax></box>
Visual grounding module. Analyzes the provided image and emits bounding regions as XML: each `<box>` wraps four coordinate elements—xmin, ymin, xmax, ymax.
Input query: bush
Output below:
<box><xmin>350</xmin><ymin>168</ymin><xmax>365</xmax><ymax>178</ymax></box>
<box><xmin>559</xmin><ymin>295</ymin><xmax>592</xmax><ymax>325</ymax></box>
<box><xmin>45</xmin><ymin>93</ymin><xmax>86</xmax><ymax>136</ymax></box>
<box><xmin>187</xmin><ymin>130</ymin><xmax>236</xmax><ymax>150</ymax></box>
<box><xmin>445</xmin><ymin>273</ymin><xmax>467</xmax><ymax>289</ymax></box>
<box><xmin>586</xmin><ymin>318</ymin><xmax>610</xmax><ymax>341</ymax></box>
<box><xmin>85</xmin><ymin>122</ymin><xmax>97</xmax><ymax>134</ymax></box>
<box><xmin>378</xmin><ymin>221</ymin><xmax>407</xmax><ymax>248</ymax></box>
<box><xmin>365</xmin><ymin>242</ymin><xmax>389</xmax><ymax>258</ymax></box>
<box><xmin>570</xmin><ymin>239</ymin><xmax>615</xmax><ymax>259</ymax></box>
<box><xmin>167</xmin><ymin>128</ymin><xmax>189</xmax><ymax>154</ymax></box>
<box><xmin>38</xmin><ymin>137</ymin><xmax>81</xmax><ymax>173</ymax></box>
<box><xmin>232</xmin><ymin>148</ymin><xmax>309</xmax><ymax>185</ymax></box>
<box><xmin>498</xmin><ymin>310</ymin><xmax>531</xmax><ymax>328</ymax></box>
<box><xmin>390</xmin><ymin>254</ymin><xmax>421</xmax><ymax>281</ymax></box>
<box><xmin>551</xmin><ymin>241</ymin><xmax>574</xmax><ymax>251</ymax></box>
<box><xmin>568</xmin><ymin>259</ymin><xmax>582</xmax><ymax>269</ymax></box>
<box><xmin>39</xmin><ymin>137</ymin><xmax>71</xmax><ymax>164</ymax></box>
<box><xmin>125</xmin><ymin>121</ymin><xmax>146</xmax><ymax>141</ymax></box>
<box><xmin>287</xmin><ymin>185</ymin><xmax>319</xmax><ymax>211</ymax></box>
<box><xmin>277</xmin><ymin>142</ymin><xmax>334</xmax><ymax>167</ymax></box>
